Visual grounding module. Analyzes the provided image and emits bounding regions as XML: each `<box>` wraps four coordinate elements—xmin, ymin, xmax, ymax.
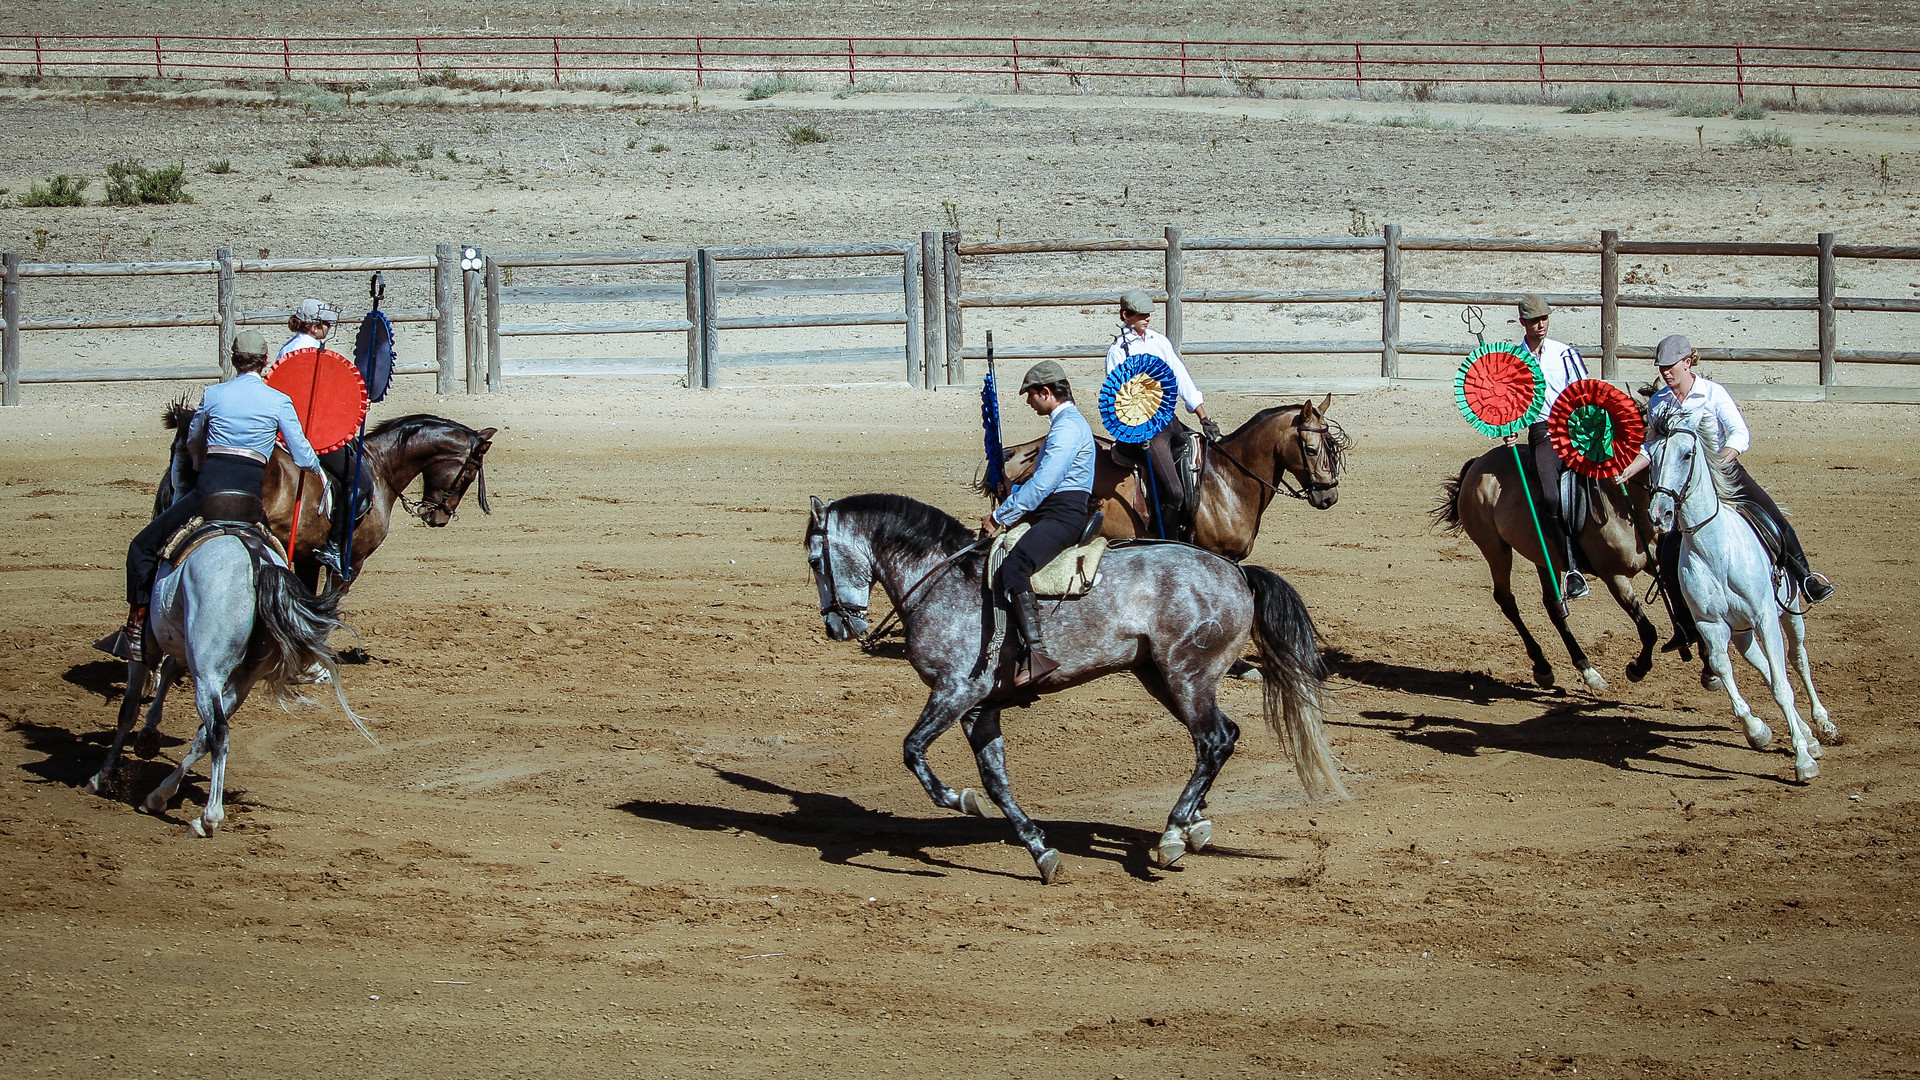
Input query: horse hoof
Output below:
<box><xmin>1743</xmin><ymin>720</ymin><xmax>1774</xmax><ymax>751</ymax></box>
<box><xmin>143</xmin><ymin>792</ymin><xmax>168</xmax><ymax>815</ymax></box>
<box><xmin>188</xmin><ymin>817</ymin><xmax>212</xmax><ymax>838</ymax></box>
<box><xmin>1235</xmin><ymin>667</ymin><xmax>1262</xmax><ymax>682</ymax></box>
<box><xmin>136</xmin><ymin>729</ymin><xmax>161</xmax><ymax>759</ymax></box>
<box><xmin>1151</xmin><ymin>838</ymin><xmax>1186</xmax><ymax>869</ymax></box>
<box><xmin>1580</xmin><ymin>668</ymin><xmax>1608</xmax><ymax>693</ymax></box>
<box><xmin>1626</xmin><ymin>660</ymin><xmax>1650</xmax><ymax>683</ymax></box>
<box><xmin>1809</xmin><ymin>741</ymin><xmax>1824</xmax><ymax>760</ymax></box>
<box><xmin>1035</xmin><ymin>849</ymin><xmax>1062</xmax><ymax>885</ymax></box>
<box><xmin>1701</xmin><ymin>672</ymin><xmax>1724</xmax><ymax>693</ymax></box>
<box><xmin>1183</xmin><ymin>820</ymin><xmax>1213</xmax><ymax>853</ymax></box>
<box><xmin>1794</xmin><ymin>758</ymin><xmax>1820</xmax><ymax>783</ymax></box>
<box><xmin>82</xmin><ymin>775</ymin><xmax>105</xmax><ymax>796</ymax></box>
<box><xmin>1531</xmin><ymin>666</ymin><xmax>1556</xmax><ymax>689</ymax></box>
<box><xmin>957</xmin><ymin>788</ymin><xmax>991</xmax><ymax>818</ymax></box>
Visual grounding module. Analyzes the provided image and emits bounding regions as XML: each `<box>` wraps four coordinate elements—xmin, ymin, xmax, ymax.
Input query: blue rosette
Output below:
<box><xmin>1099</xmin><ymin>354</ymin><xmax>1178</xmax><ymax>442</ymax></box>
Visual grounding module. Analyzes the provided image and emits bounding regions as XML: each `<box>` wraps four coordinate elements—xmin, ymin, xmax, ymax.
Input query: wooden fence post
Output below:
<box><xmin>1380</xmin><ymin>223</ymin><xmax>1400</xmax><ymax>378</ymax></box>
<box><xmin>484</xmin><ymin>256</ymin><xmax>503</xmax><ymax>392</ymax></box>
<box><xmin>2</xmin><ymin>253</ymin><xmax>19</xmax><ymax>407</ymax></box>
<box><xmin>1600</xmin><ymin>229</ymin><xmax>1620</xmax><ymax>380</ymax></box>
<box><xmin>903</xmin><ymin>245</ymin><xmax>924</xmax><ymax>387</ymax></box>
<box><xmin>434</xmin><ymin>243</ymin><xmax>457</xmax><ymax>394</ymax></box>
<box><xmin>684</xmin><ymin>256</ymin><xmax>702</xmax><ymax>388</ymax></box>
<box><xmin>463</xmin><ymin>249</ymin><xmax>484</xmax><ymax>395</ymax></box>
<box><xmin>921</xmin><ymin>230</ymin><xmax>942</xmax><ymax>387</ymax></box>
<box><xmin>216</xmin><ymin>245</ymin><xmax>236</xmax><ymax>379</ymax></box>
<box><xmin>697</xmin><ymin>249</ymin><xmax>719</xmax><ymax>389</ymax></box>
<box><xmin>1817</xmin><ymin>231</ymin><xmax>1837</xmax><ymax>386</ymax></box>
<box><xmin>1164</xmin><ymin>225</ymin><xmax>1184</xmax><ymax>353</ymax></box>
<box><xmin>942</xmin><ymin>230</ymin><xmax>963</xmax><ymax>385</ymax></box>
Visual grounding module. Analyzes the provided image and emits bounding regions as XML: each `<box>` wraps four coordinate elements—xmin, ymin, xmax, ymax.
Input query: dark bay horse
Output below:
<box><xmin>162</xmin><ymin>406</ymin><xmax>495</xmax><ymax>590</ymax></box>
<box><xmin>806</xmin><ymin>493</ymin><xmax>1346</xmax><ymax>885</ymax></box>
<box><xmin>997</xmin><ymin>396</ymin><xmax>1348</xmax><ymax>562</ymax></box>
<box><xmin>1435</xmin><ymin>449</ymin><xmax>1666</xmax><ymax>692</ymax></box>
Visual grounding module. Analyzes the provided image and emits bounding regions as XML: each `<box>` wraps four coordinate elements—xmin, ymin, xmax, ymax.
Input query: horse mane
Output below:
<box><xmin>828</xmin><ymin>493</ymin><xmax>979</xmax><ymax>561</ymax></box>
<box><xmin>1224</xmin><ymin>404</ymin><xmax>1353</xmax><ymax>477</ymax></box>
<box><xmin>162</xmin><ymin>394</ymin><xmax>195</xmax><ymax>430</ymax></box>
<box><xmin>366</xmin><ymin>413</ymin><xmax>479</xmax><ymax>447</ymax></box>
<box><xmin>1651</xmin><ymin>410</ymin><xmax>1744</xmax><ymax>504</ymax></box>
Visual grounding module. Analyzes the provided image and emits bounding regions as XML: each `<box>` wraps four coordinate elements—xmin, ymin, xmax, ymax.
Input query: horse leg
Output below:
<box><xmin>136</xmin><ymin>654</ymin><xmax>183</xmax><ymax>759</ymax></box>
<box><xmin>189</xmin><ymin>692</ymin><xmax>232</xmax><ymax>837</ymax></box>
<box><xmin>1784</xmin><ymin>611</ymin><xmax>1836</xmax><ymax>743</ymax></box>
<box><xmin>1697</xmin><ymin>620</ymin><xmax>1772</xmax><ymax>753</ymax></box>
<box><xmin>1536</xmin><ymin>564</ymin><xmax>1607</xmax><ymax>693</ymax></box>
<box><xmin>146</xmin><ymin>720</ymin><xmax>210</xmax><ymax>815</ymax></box>
<box><xmin>1486</xmin><ymin>542</ymin><xmax>1555</xmax><ymax>688</ymax></box>
<box><xmin>962</xmin><ymin>706</ymin><xmax>1060</xmax><ymax>884</ymax></box>
<box><xmin>1603</xmin><ymin>572</ymin><xmax>1659</xmax><ymax>682</ymax></box>
<box><xmin>1747</xmin><ymin>620</ymin><xmax>1819</xmax><ymax>782</ymax></box>
<box><xmin>83</xmin><ymin>659</ymin><xmax>150</xmax><ymax>796</ymax></box>
<box><xmin>1136</xmin><ymin>668</ymin><xmax>1238</xmax><ymax>867</ymax></box>
<box><xmin>902</xmin><ymin>692</ymin><xmax>987</xmax><ymax>817</ymax></box>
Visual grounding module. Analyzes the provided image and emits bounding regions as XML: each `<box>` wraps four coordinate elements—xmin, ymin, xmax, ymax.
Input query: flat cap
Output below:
<box><xmin>296</xmin><ymin>297</ymin><xmax>340</xmax><ymax>323</ymax></box>
<box><xmin>1119</xmin><ymin>289</ymin><xmax>1154</xmax><ymax>315</ymax></box>
<box><xmin>1019</xmin><ymin>360</ymin><xmax>1069</xmax><ymax>392</ymax></box>
<box><xmin>232</xmin><ymin>329</ymin><xmax>267</xmax><ymax>356</ymax></box>
<box><xmin>1517</xmin><ymin>294</ymin><xmax>1551</xmax><ymax>319</ymax></box>
<box><xmin>1654</xmin><ymin>334</ymin><xmax>1694</xmax><ymax>367</ymax></box>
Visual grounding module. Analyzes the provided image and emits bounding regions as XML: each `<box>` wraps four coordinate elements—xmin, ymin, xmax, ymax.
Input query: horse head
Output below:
<box><xmin>414</xmin><ymin>424</ymin><xmax>496</xmax><ymax>527</ymax></box>
<box><xmin>806</xmin><ymin>495</ymin><xmax>873</xmax><ymax>641</ymax></box>
<box><xmin>1646</xmin><ymin>409</ymin><xmax>1727</xmax><ymax>534</ymax></box>
<box><xmin>1289</xmin><ymin>394</ymin><xmax>1344</xmax><ymax>510</ymax></box>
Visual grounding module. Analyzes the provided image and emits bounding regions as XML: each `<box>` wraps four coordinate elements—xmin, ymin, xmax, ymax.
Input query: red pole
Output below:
<box><xmin>1353</xmin><ymin>42</ymin><xmax>1362</xmax><ymax>93</ymax></box>
<box><xmin>552</xmin><ymin>36</ymin><xmax>561</xmax><ymax>86</ymax></box>
<box><xmin>154</xmin><ymin>36</ymin><xmax>163</xmax><ymax>77</ymax></box>
<box><xmin>1538</xmin><ymin>43</ymin><xmax>1548</xmax><ymax>95</ymax></box>
<box><xmin>1734</xmin><ymin>44</ymin><xmax>1745</xmax><ymax>101</ymax></box>
<box><xmin>35</xmin><ymin>35</ymin><xmax>43</xmax><ymax>78</ymax></box>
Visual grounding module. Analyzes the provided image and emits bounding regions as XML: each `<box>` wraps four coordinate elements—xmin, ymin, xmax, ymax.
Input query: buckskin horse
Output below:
<box><xmin>995</xmin><ymin>396</ymin><xmax>1347</xmax><ymax>562</ymax></box>
<box><xmin>806</xmin><ymin>493</ymin><xmax>1346</xmax><ymax>884</ymax></box>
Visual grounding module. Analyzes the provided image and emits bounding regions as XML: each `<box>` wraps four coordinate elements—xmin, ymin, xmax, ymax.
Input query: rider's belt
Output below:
<box><xmin>199</xmin><ymin>489</ymin><xmax>265</xmax><ymax>525</ymax></box>
<box><xmin>207</xmin><ymin>445</ymin><xmax>269</xmax><ymax>463</ymax></box>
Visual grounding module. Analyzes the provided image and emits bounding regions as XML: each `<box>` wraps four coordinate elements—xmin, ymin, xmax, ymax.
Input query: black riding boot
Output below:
<box><xmin>1560</xmin><ymin>531</ymin><xmax>1589</xmax><ymax>600</ymax></box>
<box><xmin>1010</xmin><ymin>591</ymin><xmax>1059</xmax><ymax>687</ymax></box>
<box><xmin>1656</xmin><ymin>533</ymin><xmax>1698</xmax><ymax>655</ymax></box>
<box><xmin>1781</xmin><ymin>544</ymin><xmax>1834</xmax><ymax>604</ymax></box>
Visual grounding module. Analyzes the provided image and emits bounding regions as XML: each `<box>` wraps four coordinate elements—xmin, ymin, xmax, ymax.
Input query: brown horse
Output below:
<box><xmin>1435</xmin><ymin>447</ymin><xmax>1665</xmax><ymax>692</ymax></box>
<box><xmin>996</xmin><ymin>395</ymin><xmax>1348</xmax><ymax>562</ymax></box>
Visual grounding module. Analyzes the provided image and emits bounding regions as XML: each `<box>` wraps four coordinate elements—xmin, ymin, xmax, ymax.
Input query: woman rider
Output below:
<box><xmin>117</xmin><ymin>330</ymin><xmax>329</xmax><ymax>662</ymax></box>
<box><xmin>270</xmin><ymin>297</ymin><xmax>357</xmax><ymax>577</ymax></box>
<box><xmin>271</xmin><ymin>297</ymin><xmax>338</xmax><ymax>370</ymax></box>
<box><xmin>1618</xmin><ymin>334</ymin><xmax>1835</xmax><ymax>652</ymax></box>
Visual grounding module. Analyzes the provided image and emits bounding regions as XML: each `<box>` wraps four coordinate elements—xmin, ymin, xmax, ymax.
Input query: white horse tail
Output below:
<box><xmin>252</xmin><ymin>565</ymin><xmax>380</xmax><ymax>749</ymax></box>
<box><xmin>1242</xmin><ymin>564</ymin><xmax>1348</xmax><ymax>801</ymax></box>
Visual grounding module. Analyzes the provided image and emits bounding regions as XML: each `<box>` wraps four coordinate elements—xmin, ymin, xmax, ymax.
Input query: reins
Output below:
<box><xmin>856</xmin><ymin>537</ymin><xmax>988</xmax><ymax>652</ymax></box>
<box><xmin>1206</xmin><ymin>422</ymin><xmax>1338</xmax><ymax>501</ymax></box>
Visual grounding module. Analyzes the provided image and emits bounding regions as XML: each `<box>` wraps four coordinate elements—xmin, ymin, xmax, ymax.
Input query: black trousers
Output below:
<box><xmin>319</xmin><ymin>444</ymin><xmax>372</xmax><ymax>551</ymax></box>
<box><xmin>1119</xmin><ymin>422</ymin><xmax>1186</xmax><ymax>536</ymax></box>
<box><xmin>1657</xmin><ymin>459</ymin><xmax>1814</xmax><ymax>638</ymax></box>
<box><xmin>1527</xmin><ymin>422</ymin><xmax>1580</xmax><ymax>573</ymax></box>
<box><xmin>995</xmin><ymin>491</ymin><xmax>1090</xmax><ymax>598</ymax></box>
<box><xmin>126</xmin><ymin>453</ymin><xmax>265</xmax><ymax>604</ymax></box>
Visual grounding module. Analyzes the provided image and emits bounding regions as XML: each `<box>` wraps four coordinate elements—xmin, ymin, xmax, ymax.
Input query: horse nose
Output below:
<box><xmin>1310</xmin><ymin>488</ymin><xmax>1339</xmax><ymax>509</ymax></box>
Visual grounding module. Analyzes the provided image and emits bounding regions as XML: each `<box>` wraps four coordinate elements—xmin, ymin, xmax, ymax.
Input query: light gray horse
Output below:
<box><xmin>84</xmin><ymin>528</ymin><xmax>373</xmax><ymax>835</ymax></box>
<box><xmin>806</xmin><ymin>493</ymin><xmax>1346</xmax><ymax>884</ymax></box>
<box><xmin>1645</xmin><ymin>410</ymin><xmax>1835</xmax><ymax>782</ymax></box>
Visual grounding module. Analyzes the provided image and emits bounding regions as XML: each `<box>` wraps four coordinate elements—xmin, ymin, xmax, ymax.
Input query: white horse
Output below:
<box><xmin>1645</xmin><ymin>410</ymin><xmax>1835</xmax><ymax>782</ymax></box>
<box><xmin>85</xmin><ymin>527</ymin><xmax>374</xmax><ymax>835</ymax></box>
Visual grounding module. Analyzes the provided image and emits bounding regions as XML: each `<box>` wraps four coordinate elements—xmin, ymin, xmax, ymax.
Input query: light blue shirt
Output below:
<box><xmin>994</xmin><ymin>402</ymin><xmax>1096</xmax><ymax>526</ymax></box>
<box><xmin>188</xmin><ymin>372</ymin><xmax>323</xmax><ymax>472</ymax></box>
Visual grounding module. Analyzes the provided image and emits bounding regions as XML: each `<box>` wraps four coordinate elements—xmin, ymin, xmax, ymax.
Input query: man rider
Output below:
<box><xmin>980</xmin><ymin>361</ymin><xmax>1096</xmax><ymax>687</ymax></box>
<box><xmin>116</xmin><ymin>330</ymin><xmax>329</xmax><ymax>662</ymax></box>
<box><xmin>1105</xmin><ymin>289</ymin><xmax>1218</xmax><ymax>537</ymax></box>
<box><xmin>1511</xmin><ymin>294</ymin><xmax>1590</xmax><ymax>600</ymax></box>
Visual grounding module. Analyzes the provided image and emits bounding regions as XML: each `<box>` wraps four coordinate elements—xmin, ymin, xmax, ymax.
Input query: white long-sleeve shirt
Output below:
<box><xmin>1523</xmin><ymin>336</ymin><xmax>1589</xmax><ymax>418</ymax></box>
<box><xmin>1648</xmin><ymin>375</ymin><xmax>1751</xmax><ymax>455</ymax></box>
<box><xmin>1105</xmin><ymin>327</ymin><xmax>1203</xmax><ymax>414</ymax></box>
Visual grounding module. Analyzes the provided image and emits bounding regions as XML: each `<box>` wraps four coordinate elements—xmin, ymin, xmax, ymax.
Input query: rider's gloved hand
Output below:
<box><xmin>1201</xmin><ymin>417</ymin><xmax>1222</xmax><ymax>442</ymax></box>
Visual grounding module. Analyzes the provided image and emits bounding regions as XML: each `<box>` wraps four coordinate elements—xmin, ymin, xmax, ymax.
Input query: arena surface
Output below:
<box><xmin>5</xmin><ymin>20</ymin><xmax>1920</xmax><ymax>1074</ymax></box>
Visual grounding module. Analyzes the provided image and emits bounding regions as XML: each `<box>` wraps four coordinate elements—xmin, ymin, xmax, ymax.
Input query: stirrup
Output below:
<box><xmin>313</xmin><ymin>543</ymin><xmax>351</xmax><ymax>581</ymax></box>
<box><xmin>1015</xmin><ymin>650</ymin><xmax>1060</xmax><ymax>687</ymax></box>
<box><xmin>1562</xmin><ymin>570</ymin><xmax>1590</xmax><ymax>600</ymax></box>
<box><xmin>1801</xmin><ymin>573</ymin><xmax>1834</xmax><ymax>604</ymax></box>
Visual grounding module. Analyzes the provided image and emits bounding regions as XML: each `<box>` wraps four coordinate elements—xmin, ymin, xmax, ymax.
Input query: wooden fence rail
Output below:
<box><xmin>4</xmin><ymin>227</ymin><xmax>1920</xmax><ymax>405</ymax></box>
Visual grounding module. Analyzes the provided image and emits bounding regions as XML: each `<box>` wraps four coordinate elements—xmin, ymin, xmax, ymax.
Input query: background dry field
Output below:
<box><xmin>3</xmin><ymin>11</ymin><xmax>1920</xmax><ymax>1078</ymax></box>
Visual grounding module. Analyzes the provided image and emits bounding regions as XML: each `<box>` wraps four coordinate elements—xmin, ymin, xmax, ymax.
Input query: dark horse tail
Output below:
<box><xmin>1242</xmin><ymin>564</ymin><xmax>1347</xmax><ymax>801</ymax></box>
<box><xmin>253</xmin><ymin>562</ymin><xmax>379</xmax><ymax>748</ymax></box>
<box><xmin>1431</xmin><ymin>457</ymin><xmax>1477</xmax><ymax>535</ymax></box>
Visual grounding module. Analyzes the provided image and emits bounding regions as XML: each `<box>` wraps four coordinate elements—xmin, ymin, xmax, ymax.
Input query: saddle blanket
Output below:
<box><xmin>161</xmin><ymin>519</ymin><xmax>289</xmax><ymax>570</ymax></box>
<box><xmin>990</xmin><ymin>523</ymin><xmax>1107</xmax><ymax>598</ymax></box>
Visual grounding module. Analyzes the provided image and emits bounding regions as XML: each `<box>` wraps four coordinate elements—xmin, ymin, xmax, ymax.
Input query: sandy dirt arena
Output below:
<box><xmin>1</xmin><ymin>375</ymin><xmax>1917</xmax><ymax>1079</ymax></box>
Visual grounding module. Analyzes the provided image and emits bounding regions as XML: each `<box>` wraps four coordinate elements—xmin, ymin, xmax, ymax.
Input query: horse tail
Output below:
<box><xmin>252</xmin><ymin>565</ymin><xmax>380</xmax><ymax>749</ymax></box>
<box><xmin>1431</xmin><ymin>458</ymin><xmax>1475</xmax><ymax>534</ymax></box>
<box><xmin>1242</xmin><ymin>564</ymin><xmax>1347</xmax><ymax>801</ymax></box>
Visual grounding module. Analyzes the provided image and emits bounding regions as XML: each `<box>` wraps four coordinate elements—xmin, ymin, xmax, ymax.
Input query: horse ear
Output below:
<box><xmin>1317</xmin><ymin>393</ymin><xmax>1334</xmax><ymax>415</ymax></box>
<box><xmin>477</xmin><ymin>427</ymin><xmax>497</xmax><ymax>442</ymax></box>
<box><xmin>809</xmin><ymin>495</ymin><xmax>828</xmax><ymax>528</ymax></box>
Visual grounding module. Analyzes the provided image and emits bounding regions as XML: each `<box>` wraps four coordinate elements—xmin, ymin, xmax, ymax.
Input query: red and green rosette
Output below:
<box><xmin>1548</xmin><ymin>378</ymin><xmax>1644</xmax><ymax>480</ymax></box>
<box><xmin>1454</xmin><ymin>343</ymin><xmax>1545</xmax><ymax>438</ymax></box>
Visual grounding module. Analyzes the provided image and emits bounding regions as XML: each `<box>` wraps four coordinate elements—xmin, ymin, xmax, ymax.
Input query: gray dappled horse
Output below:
<box><xmin>84</xmin><ymin>530</ymin><xmax>373</xmax><ymax>836</ymax></box>
<box><xmin>1645</xmin><ymin>409</ymin><xmax>1835</xmax><ymax>782</ymax></box>
<box><xmin>805</xmin><ymin>493</ymin><xmax>1347</xmax><ymax>884</ymax></box>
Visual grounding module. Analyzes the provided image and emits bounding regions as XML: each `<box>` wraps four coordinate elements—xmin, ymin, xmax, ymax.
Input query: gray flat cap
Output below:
<box><xmin>1517</xmin><ymin>294</ymin><xmax>1551</xmax><ymax>319</ymax></box>
<box><xmin>1020</xmin><ymin>360</ymin><xmax>1069</xmax><ymax>392</ymax></box>
<box><xmin>1654</xmin><ymin>334</ymin><xmax>1694</xmax><ymax>367</ymax></box>
<box><xmin>1119</xmin><ymin>289</ymin><xmax>1154</xmax><ymax>315</ymax></box>
<box><xmin>232</xmin><ymin>329</ymin><xmax>267</xmax><ymax>356</ymax></box>
<box><xmin>296</xmin><ymin>297</ymin><xmax>340</xmax><ymax>323</ymax></box>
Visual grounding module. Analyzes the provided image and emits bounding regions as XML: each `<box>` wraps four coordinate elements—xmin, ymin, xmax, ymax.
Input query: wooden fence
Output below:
<box><xmin>4</xmin><ymin>228</ymin><xmax>1919</xmax><ymax>405</ymax></box>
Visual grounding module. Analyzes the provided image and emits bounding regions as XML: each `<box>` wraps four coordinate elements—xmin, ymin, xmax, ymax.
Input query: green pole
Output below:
<box><xmin>1510</xmin><ymin>442</ymin><xmax>1561</xmax><ymax>602</ymax></box>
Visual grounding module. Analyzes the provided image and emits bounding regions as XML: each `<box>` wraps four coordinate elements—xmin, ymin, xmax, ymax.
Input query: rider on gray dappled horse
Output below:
<box><xmin>1106</xmin><ymin>289</ymin><xmax>1218</xmax><ymax>539</ymax></box>
<box><xmin>1511</xmin><ymin>293</ymin><xmax>1593</xmax><ymax>601</ymax></box>
<box><xmin>1618</xmin><ymin>334</ymin><xmax>1834</xmax><ymax>652</ymax></box>
<box><xmin>117</xmin><ymin>330</ymin><xmax>328</xmax><ymax>662</ymax></box>
<box><xmin>980</xmin><ymin>360</ymin><xmax>1097</xmax><ymax>687</ymax></box>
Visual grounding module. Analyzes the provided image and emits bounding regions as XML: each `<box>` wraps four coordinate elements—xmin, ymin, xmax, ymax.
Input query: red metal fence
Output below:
<box><xmin>4</xmin><ymin>35</ymin><xmax>1919</xmax><ymax>100</ymax></box>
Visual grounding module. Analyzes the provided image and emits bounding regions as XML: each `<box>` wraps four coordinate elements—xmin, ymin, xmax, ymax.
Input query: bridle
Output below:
<box><xmin>809</xmin><ymin>503</ymin><xmax>869</xmax><ymax>630</ymax></box>
<box><xmin>398</xmin><ymin>432</ymin><xmax>491</xmax><ymax>523</ymax></box>
<box><xmin>1208</xmin><ymin>416</ymin><xmax>1339</xmax><ymax>501</ymax></box>
<box><xmin>1647</xmin><ymin>428</ymin><xmax>1719</xmax><ymax>533</ymax></box>
<box><xmin>812</xmin><ymin>500</ymin><xmax>986</xmax><ymax>651</ymax></box>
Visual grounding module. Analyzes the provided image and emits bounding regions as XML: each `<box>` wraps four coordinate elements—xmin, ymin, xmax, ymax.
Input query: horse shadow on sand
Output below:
<box><xmin>617</xmin><ymin>766</ymin><xmax>1290</xmax><ymax>883</ymax></box>
<box><xmin>8</xmin><ymin>715</ymin><xmax>226</xmax><ymax>816</ymax></box>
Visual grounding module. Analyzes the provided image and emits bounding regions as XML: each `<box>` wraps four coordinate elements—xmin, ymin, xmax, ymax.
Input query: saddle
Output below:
<box><xmin>988</xmin><ymin>517</ymin><xmax>1108</xmax><ymax>599</ymax></box>
<box><xmin>160</xmin><ymin>493</ymin><xmax>289</xmax><ymax>571</ymax></box>
<box><xmin>1734</xmin><ymin>502</ymin><xmax>1788</xmax><ymax>570</ymax></box>
<box><xmin>1111</xmin><ymin>425</ymin><xmax>1203</xmax><ymax>539</ymax></box>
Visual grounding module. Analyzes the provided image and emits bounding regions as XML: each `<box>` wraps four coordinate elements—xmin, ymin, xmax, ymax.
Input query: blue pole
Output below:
<box><xmin>1143</xmin><ymin>451</ymin><xmax>1165</xmax><ymax>540</ymax></box>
